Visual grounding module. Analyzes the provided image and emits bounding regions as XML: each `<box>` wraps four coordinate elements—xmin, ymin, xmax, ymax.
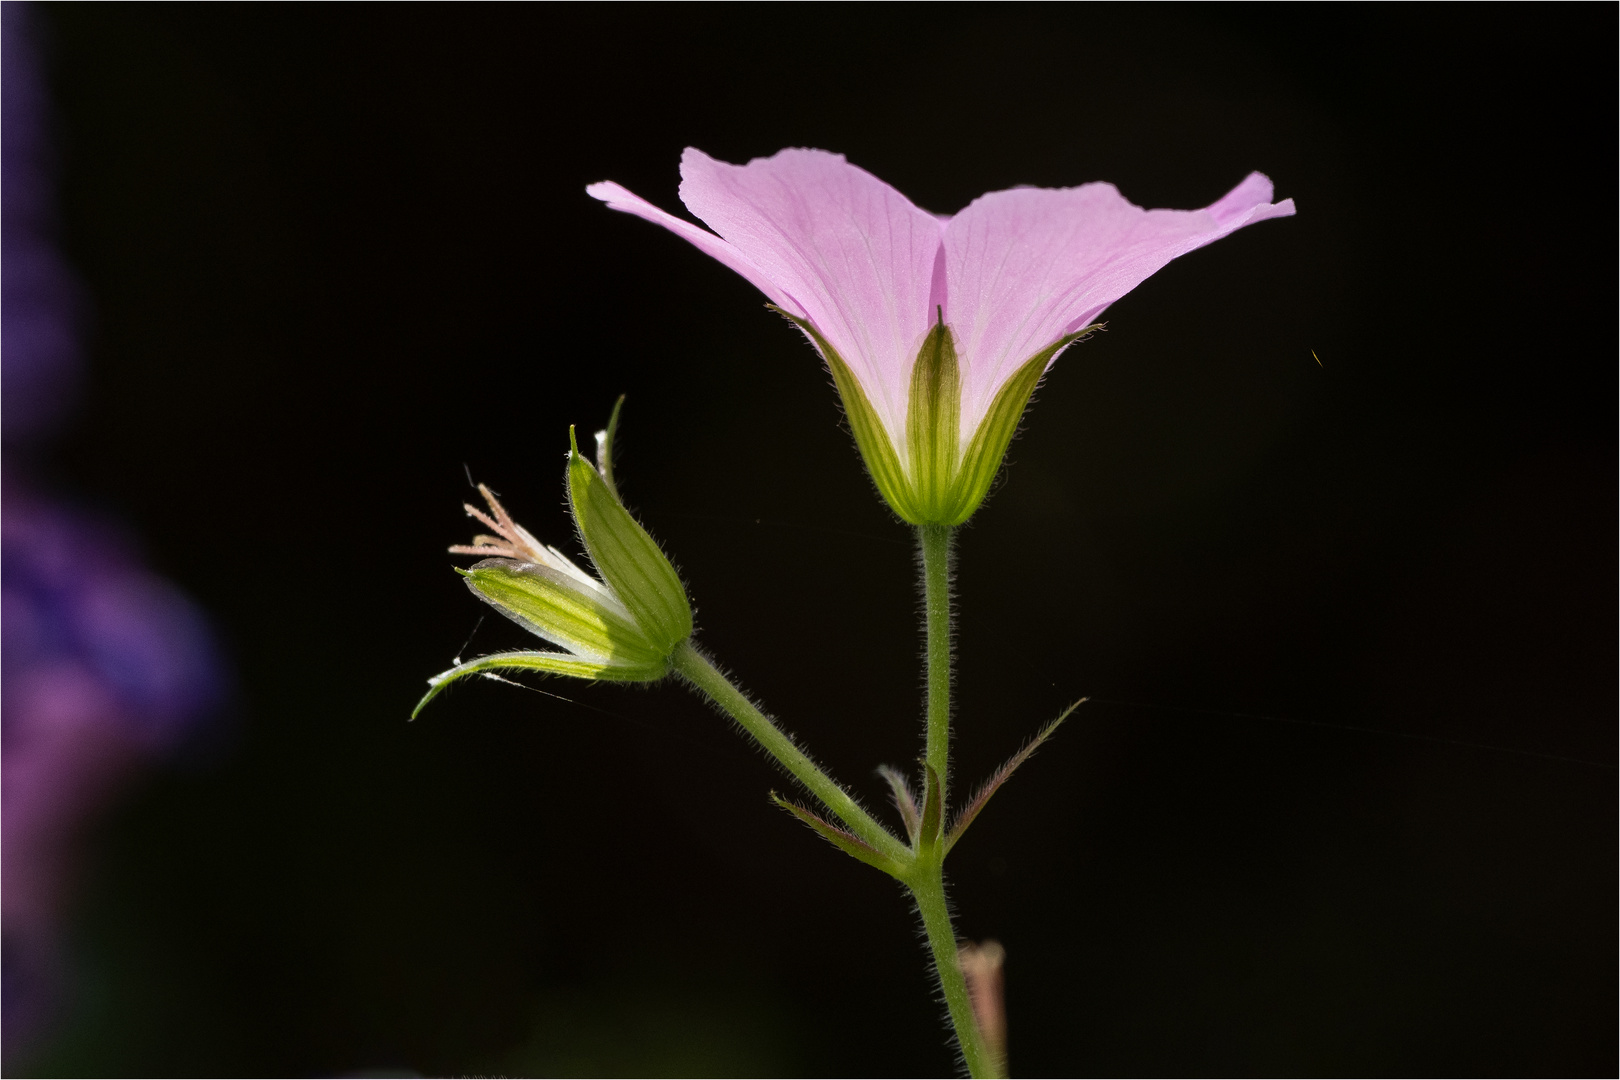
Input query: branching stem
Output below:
<box><xmin>671</xmin><ymin>529</ymin><xmax>997</xmax><ymax>1076</ymax></box>
<box><xmin>671</xmin><ymin>642</ymin><xmax>908</xmax><ymax>863</ymax></box>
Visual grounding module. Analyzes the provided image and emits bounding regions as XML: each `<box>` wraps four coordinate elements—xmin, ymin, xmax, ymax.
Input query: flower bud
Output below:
<box><xmin>416</xmin><ymin>406</ymin><xmax>694</xmax><ymax>716</ymax></box>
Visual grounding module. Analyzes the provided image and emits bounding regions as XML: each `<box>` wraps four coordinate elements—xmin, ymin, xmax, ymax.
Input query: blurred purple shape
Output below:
<box><xmin>2</xmin><ymin>479</ymin><xmax>229</xmax><ymax>1039</ymax></box>
<box><xmin>3</xmin><ymin>2</ymin><xmax>82</xmax><ymax>445</ymax></box>
<box><xmin>2</xmin><ymin>2</ymin><xmax>229</xmax><ymax>1059</ymax></box>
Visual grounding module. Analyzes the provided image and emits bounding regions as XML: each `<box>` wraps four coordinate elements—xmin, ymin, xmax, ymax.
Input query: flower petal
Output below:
<box><xmin>585</xmin><ymin>180</ymin><xmax>797</xmax><ymax>315</ymax></box>
<box><xmin>943</xmin><ymin>173</ymin><xmax>1295</xmax><ymax>445</ymax></box>
<box><xmin>676</xmin><ymin>147</ymin><xmax>945</xmax><ymax>446</ymax></box>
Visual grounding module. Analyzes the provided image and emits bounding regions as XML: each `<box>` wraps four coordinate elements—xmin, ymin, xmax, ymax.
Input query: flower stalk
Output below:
<box><xmin>912</xmin><ymin>521</ymin><xmax>1004</xmax><ymax>1077</ymax></box>
<box><xmin>670</xmin><ymin>642</ymin><xmax>909</xmax><ymax>864</ymax></box>
<box><xmin>920</xmin><ymin>524</ymin><xmax>955</xmax><ymax>799</ymax></box>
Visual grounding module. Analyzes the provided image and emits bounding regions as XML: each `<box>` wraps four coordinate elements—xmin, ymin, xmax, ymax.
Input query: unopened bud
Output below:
<box><xmin>417</xmin><ymin>403</ymin><xmax>695</xmax><ymax>715</ymax></box>
<box><xmin>959</xmin><ymin>939</ymin><xmax>1008</xmax><ymax>1076</ymax></box>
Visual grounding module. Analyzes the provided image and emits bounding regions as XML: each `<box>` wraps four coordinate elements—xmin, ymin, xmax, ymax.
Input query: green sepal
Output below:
<box><xmin>943</xmin><ymin>698</ymin><xmax>1086</xmax><ymax>855</ymax></box>
<box><xmin>412</xmin><ymin>649</ymin><xmax>664</xmax><ymax>719</ymax></box>
<box><xmin>769</xmin><ymin>305</ymin><xmax>919</xmax><ymax>522</ymax></box>
<box><xmin>906</xmin><ymin>314</ymin><xmax>963</xmax><ymax>522</ymax></box>
<box><xmin>461</xmin><ymin>559</ymin><xmax>664</xmax><ymax>666</ymax></box>
<box><xmin>567</xmin><ymin>427</ymin><xmax>693</xmax><ymax>654</ymax></box>
<box><xmin>593</xmin><ymin>394</ymin><xmax>626</xmax><ymax>502</ymax></box>
<box><xmin>943</xmin><ymin>325</ymin><xmax>1102</xmax><ymax>525</ymax></box>
<box><xmin>771</xmin><ymin>792</ymin><xmax>909</xmax><ymax>879</ymax></box>
<box><xmin>769</xmin><ymin>305</ymin><xmax>1101</xmax><ymax>526</ymax></box>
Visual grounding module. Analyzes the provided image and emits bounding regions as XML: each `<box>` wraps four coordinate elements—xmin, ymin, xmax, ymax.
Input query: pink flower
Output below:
<box><xmin>588</xmin><ymin>148</ymin><xmax>1294</xmax><ymax>525</ymax></box>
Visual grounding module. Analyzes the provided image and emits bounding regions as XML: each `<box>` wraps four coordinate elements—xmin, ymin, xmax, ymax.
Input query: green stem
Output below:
<box><xmin>915</xmin><ymin>524</ymin><xmax>994</xmax><ymax>1076</ymax></box>
<box><xmin>671</xmin><ymin>641</ymin><xmax>908</xmax><ymax>862</ymax></box>
<box><xmin>913</xmin><ymin>862</ymin><xmax>997</xmax><ymax>1078</ymax></box>
<box><xmin>919</xmin><ymin>524</ymin><xmax>955</xmax><ymax>800</ymax></box>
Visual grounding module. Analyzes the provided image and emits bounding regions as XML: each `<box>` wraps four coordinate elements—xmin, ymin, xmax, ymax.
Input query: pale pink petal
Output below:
<box><xmin>677</xmin><ymin>148</ymin><xmax>946</xmax><ymax>444</ymax></box>
<box><xmin>943</xmin><ymin>173</ymin><xmax>1295</xmax><ymax>445</ymax></box>
<box><xmin>585</xmin><ymin>180</ymin><xmax>800</xmax><ymax>316</ymax></box>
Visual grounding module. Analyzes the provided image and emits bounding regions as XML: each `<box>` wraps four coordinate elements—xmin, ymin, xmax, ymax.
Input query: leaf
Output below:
<box><xmin>877</xmin><ymin>765</ymin><xmax>921</xmax><ymax>843</ymax></box>
<box><xmin>943</xmin><ymin>699</ymin><xmax>1087</xmax><ymax>854</ymax></box>
<box><xmin>920</xmin><ymin>763</ymin><xmax>944</xmax><ymax>848</ymax></box>
<box><xmin>771</xmin><ymin>793</ymin><xmax>906</xmax><ymax>878</ymax></box>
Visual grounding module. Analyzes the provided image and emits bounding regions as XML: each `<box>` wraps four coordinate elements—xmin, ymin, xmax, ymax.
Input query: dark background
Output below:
<box><xmin>17</xmin><ymin>3</ymin><xmax>1616</xmax><ymax>1076</ymax></box>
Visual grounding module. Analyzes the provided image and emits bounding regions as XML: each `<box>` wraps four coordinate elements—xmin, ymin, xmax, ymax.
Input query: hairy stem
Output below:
<box><xmin>671</xmin><ymin>641</ymin><xmax>908</xmax><ymax>861</ymax></box>
<box><xmin>919</xmin><ymin>524</ymin><xmax>955</xmax><ymax>800</ymax></box>
<box><xmin>913</xmin><ymin>862</ymin><xmax>998</xmax><ymax>1078</ymax></box>
<box><xmin>915</xmin><ymin>524</ymin><xmax>994</xmax><ymax>1075</ymax></box>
